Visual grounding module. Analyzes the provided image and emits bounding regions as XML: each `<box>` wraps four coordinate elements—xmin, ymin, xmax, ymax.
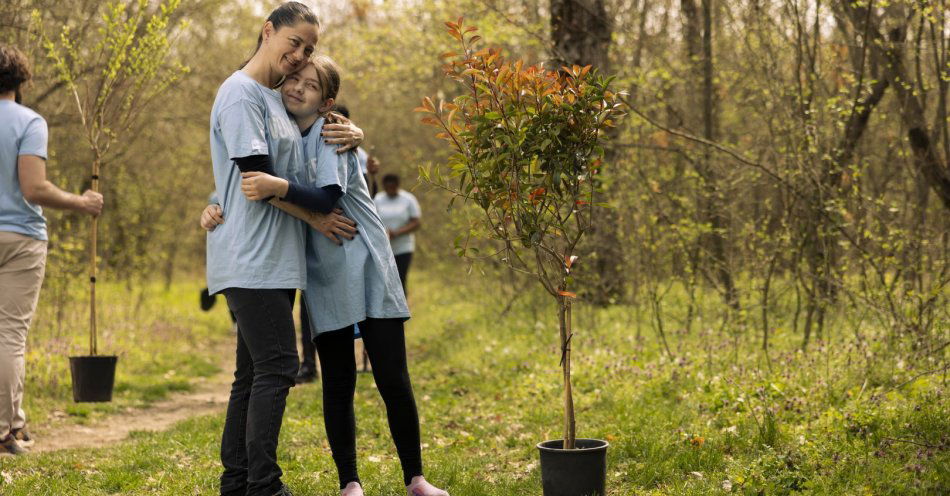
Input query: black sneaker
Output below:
<box><xmin>272</xmin><ymin>484</ymin><xmax>294</xmax><ymax>496</ymax></box>
<box><xmin>1</xmin><ymin>433</ymin><xmax>27</xmax><ymax>455</ymax></box>
<box><xmin>295</xmin><ymin>365</ymin><xmax>317</xmax><ymax>384</ymax></box>
<box><xmin>12</xmin><ymin>427</ymin><xmax>34</xmax><ymax>447</ymax></box>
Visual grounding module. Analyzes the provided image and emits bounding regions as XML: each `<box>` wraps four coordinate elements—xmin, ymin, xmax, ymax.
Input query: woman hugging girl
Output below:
<box><xmin>203</xmin><ymin>54</ymin><xmax>448</xmax><ymax>496</ymax></box>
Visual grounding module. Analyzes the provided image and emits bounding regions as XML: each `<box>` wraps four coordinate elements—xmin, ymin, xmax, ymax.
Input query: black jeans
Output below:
<box><xmin>315</xmin><ymin>318</ymin><xmax>423</xmax><ymax>488</ymax></box>
<box><xmin>394</xmin><ymin>252</ymin><xmax>413</xmax><ymax>296</ymax></box>
<box><xmin>220</xmin><ymin>288</ymin><xmax>299</xmax><ymax>496</ymax></box>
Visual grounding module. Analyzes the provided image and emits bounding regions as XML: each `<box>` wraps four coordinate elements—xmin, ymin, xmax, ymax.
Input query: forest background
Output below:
<box><xmin>3</xmin><ymin>0</ymin><xmax>947</xmax><ymax>349</ymax></box>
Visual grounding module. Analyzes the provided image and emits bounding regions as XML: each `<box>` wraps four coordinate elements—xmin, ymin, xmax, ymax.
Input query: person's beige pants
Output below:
<box><xmin>0</xmin><ymin>231</ymin><xmax>47</xmax><ymax>438</ymax></box>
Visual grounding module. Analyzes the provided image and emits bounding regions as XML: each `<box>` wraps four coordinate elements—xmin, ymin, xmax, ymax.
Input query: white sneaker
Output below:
<box><xmin>406</xmin><ymin>476</ymin><xmax>449</xmax><ymax>496</ymax></box>
<box><xmin>341</xmin><ymin>481</ymin><xmax>364</xmax><ymax>496</ymax></box>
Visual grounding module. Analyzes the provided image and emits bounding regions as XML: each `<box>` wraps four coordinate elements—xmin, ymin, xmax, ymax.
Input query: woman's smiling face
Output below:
<box><xmin>282</xmin><ymin>64</ymin><xmax>330</xmax><ymax>118</ymax></box>
<box><xmin>264</xmin><ymin>21</ymin><xmax>318</xmax><ymax>76</ymax></box>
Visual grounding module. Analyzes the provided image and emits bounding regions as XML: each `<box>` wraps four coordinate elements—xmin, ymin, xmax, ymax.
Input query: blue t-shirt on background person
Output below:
<box><xmin>0</xmin><ymin>100</ymin><xmax>48</xmax><ymax>241</ymax></box>
<box><xmin>206</xmin><ymin>71</ymin><xmax>307</xmax><ymax>295</ymax></box>
<box><xmin>374</xmin><ymin>189</ymin><xmax>421</xmax><ymax>256</ymax></box>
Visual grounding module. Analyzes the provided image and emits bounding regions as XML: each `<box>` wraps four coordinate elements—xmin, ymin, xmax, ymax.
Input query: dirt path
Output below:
<box><xmin>31</xmin><ymin>352</ymin><xmax>235</xmax><ymax>453</ymax></box>
<box><xmin>28</xmin><ymin>339</ymin><xmax>367</xmax><ymax>453</ymax></box>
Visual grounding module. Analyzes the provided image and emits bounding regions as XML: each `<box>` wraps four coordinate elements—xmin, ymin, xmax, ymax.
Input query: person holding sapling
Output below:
<box><xmin>0</xmin><ymin>45</ymin><xmax>103</xmax><ymax>456</ymax></box>
<box><xmin>202</xmin><ymin>55</ymin><xmax>448</xmax><ymax>496</ymax></box>
<box><xmin>366</xmin><ymin>156</ymin><xmax>381</xmax><ymax>196</ymax></box>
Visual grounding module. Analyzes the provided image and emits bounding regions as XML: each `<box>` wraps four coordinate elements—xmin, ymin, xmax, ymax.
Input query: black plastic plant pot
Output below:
<box><xmin>69</xmin><ymin>355</ymin><xmax>118</xmax><ymax>402</ymax></box>
<box><xmin>537</xmin><ymin>438</ymin><xmax>609</xmax><ymax>496</ymax></box>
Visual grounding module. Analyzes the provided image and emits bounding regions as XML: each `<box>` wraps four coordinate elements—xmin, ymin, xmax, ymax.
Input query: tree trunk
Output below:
<box><xmin>845</xmin><ymin>6</ymin><xmax>950</xmax><ymax>210</ymax></box>
<box><xmin>550</xmin><ymin>0</ymin><xmax>621</xmax><ymax>305</ymax></box>
<box><xmin>794</xmin><ymin>4</ymin><xmax>892</xmax><ymax>352</ymax></box>
<box><xmin>701</xmin><ymin>0</ymin><xmax>738</xmax><ymax>309</ymax></box>
<box><xmin>550</xmin><ymin>0</ymin><xmax>611</xmax><ymax>69</ymax></box>
<box><xmin>683</xmin><ymin>0</ymin><xmax>738</xmax><ymax>309</ymax></box>
<box><xmin>558</xmin><ymin>295</ymin><xmax>576</xmax><ymax>449</ymax></box>
<box><xmin>537</xmin><ymin>0</ymin><xmax>591</xmax><ymax>427</ymax></box>
<box><xmin>89</xmin><ymin>154</ymin><xmax>100</xmax><ymax>356</ymax></box>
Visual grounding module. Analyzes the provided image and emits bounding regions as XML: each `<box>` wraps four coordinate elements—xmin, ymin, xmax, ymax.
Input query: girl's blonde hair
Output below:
<box><xmin>303</xmin><ymin>54</ymin><xmax>341</xmax><ymax>103</ymax></box>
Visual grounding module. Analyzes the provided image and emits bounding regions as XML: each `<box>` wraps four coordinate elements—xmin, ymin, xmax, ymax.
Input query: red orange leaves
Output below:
<box><xmin>419</xmin><ymin>18</ymin><xmax>624</xmax><ymax>296</ymax></box>
<box><xmin>529</xmin><ymin>187</ymin><xmax>546</xmax><ymax>204</ymax></box>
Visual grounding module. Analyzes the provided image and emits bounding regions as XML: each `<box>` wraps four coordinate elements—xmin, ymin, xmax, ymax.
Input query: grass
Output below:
<box><xmin>1</xmin><ymin>269</ymin><xmax>947</xmax><ymax>495</ymax></box>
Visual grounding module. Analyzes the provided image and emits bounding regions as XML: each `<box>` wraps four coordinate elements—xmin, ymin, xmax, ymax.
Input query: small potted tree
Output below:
<box><xmin>33</xmin><ymin>0</ymin><xmax>187</xmax><ymax>402</ymax></box>
<box><xmin>418</xmin><ymin>19</ymin><xmax>624</xmax><ymax>496</ymax></box>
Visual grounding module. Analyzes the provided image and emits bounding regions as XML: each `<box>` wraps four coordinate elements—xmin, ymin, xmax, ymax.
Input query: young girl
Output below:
<box><xmin>203</xmin><ymin>57</ymin><xmax>448</xmax><ymax>496</ymax></box>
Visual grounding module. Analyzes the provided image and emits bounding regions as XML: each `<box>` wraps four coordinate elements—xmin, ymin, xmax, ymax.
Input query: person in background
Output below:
<box><xmin>365</xmin><ymin>155</ymin><xmax>380</xmax><ymax>197</ymax></box>
<box><xmin>0</xmin><ymin>45</ymin><xmax>104</xmax><ymax>456</ymax></box>
<box><xmin>294</xmin><ymin>292</ymin><xmax>317</xmax><ymax>383</ymax></box>
<box><xmin>374</xmin><ymin>174</ymin><xmax>420</xmax><ymax>296</ymax></box>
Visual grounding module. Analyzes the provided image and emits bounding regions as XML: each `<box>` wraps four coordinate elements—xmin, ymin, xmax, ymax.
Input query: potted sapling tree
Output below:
<box><xmin>33</xmin><ymin>0</ymin><xmax>188</xmax><ymax>402</ymax></box>
<box><xmin>418</xmin><ymin>18</ymin><xmax>624</xmax><ymax>496</ymax></box>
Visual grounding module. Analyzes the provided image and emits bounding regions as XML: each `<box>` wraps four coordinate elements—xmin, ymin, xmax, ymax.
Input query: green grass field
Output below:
<box><xmin>1</xmin><ymin>271</ymin><xmax>947</xmax><ymax>495</ymax></box>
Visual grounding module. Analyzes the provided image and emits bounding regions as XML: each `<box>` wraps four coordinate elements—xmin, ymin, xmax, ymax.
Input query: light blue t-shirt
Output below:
<box><xmin>301</xmin><ymin>118</ymin><xmax>409</xmax><ymax>334</ymax></box>
<box><xmin>0</xmin><ymin>100</ymin><xmax>48</xmax><ymax>241</ymax></box>
<box><xmin>374</xmin><ymin>190</ymin><xmax>421</xmax><ymax>256</ymax></box>
<box><xmin>206</xmin><ymin>71</ymin><xmax>307</xmax><ymax>294</ymax></box>
<box><xmin>355</xmin><ymin>146</ymin><xmax>368</xmax><ymax>174</ymax></box>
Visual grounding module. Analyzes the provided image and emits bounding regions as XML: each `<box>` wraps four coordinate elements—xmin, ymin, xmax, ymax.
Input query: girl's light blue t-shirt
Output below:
<box><xmin>301</xmin><ymin>118</ymin><xmax>409</xmax><ymax>334</ymax></box>
<box><xmin>206</xmin><ymin>71</ymin><xmax>307</xmax><ymax>294</ymax></box>
<box><xmin>0</xmin><ymin>100</ymin><xmax>48</xmax><ymax>241</ymax></box>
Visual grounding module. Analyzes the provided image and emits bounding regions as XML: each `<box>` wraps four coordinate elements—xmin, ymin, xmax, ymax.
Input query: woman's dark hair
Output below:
<box><xmin>241</xmin><ymin>2</ymin><xmax>320</xmax><ymax>68</ymax></box>
<box><xmin>382</xmin><ymin>174</ymin><xmax>400</xmax><ymax>185</ymax></box>
<box><xmin>0</xmin><ymin>45</ymin><xmax>32</xmax><ymax>94</ymax></box>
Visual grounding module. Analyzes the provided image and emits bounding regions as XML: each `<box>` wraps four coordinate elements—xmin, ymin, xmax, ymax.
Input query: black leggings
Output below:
<box><xmin>394</xmin><ymin>252</ymin><xmax>412</xmax><ymax>296</ymax></box>
<box><xmin>314</xmin><ymin>318</ymin><xmax>422</xmax><ymax>488</ymax></box>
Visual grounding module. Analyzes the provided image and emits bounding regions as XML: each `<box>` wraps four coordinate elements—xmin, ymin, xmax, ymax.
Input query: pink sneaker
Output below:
<box><xmin>341</xmin><ymin>481</ymin><xmax>364</xmax><ymax>496</ymax></box>
<box><xmin>406</xmin><ymin>476</ymin><xmax>449</xmax><ymax>496</ymax></box>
